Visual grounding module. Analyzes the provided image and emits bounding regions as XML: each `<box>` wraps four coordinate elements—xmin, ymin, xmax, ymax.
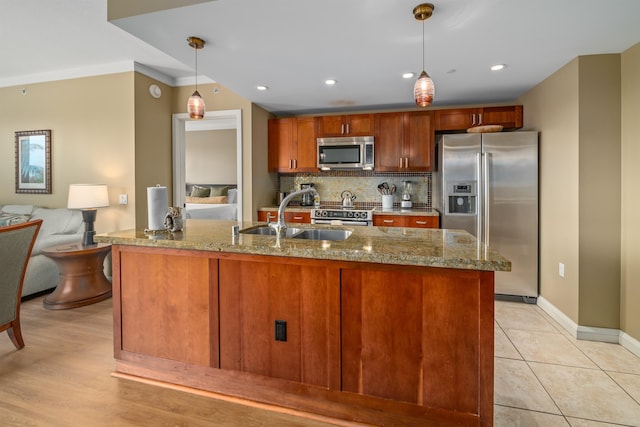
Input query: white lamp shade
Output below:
<box><xmin>67</xmin><ymin>184</ymin><xmax>109</xmax><ymax>209</ymax></box>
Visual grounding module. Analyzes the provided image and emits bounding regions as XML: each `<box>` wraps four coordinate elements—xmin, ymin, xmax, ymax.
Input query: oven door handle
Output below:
<box><xmin>312</xmin><ymin>219</ymin><xmax>371</xmax><ymax>226</ymax></box>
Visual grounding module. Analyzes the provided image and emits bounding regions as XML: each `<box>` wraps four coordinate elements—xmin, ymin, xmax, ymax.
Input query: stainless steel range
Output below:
<box><xmin>311</xmin><ymin>208</ymin><xmax>373</xmax><ymax>226</ymax></box>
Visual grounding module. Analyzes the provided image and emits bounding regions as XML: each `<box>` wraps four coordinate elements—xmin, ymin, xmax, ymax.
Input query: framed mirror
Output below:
<box><xmin>15</xmin><ymin>129</ymin><xmax>52</xmax><ymax>194</ymax></box>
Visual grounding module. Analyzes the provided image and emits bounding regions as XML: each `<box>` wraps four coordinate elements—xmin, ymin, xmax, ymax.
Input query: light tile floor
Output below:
<box><xmin>495</xmin><ymin>300</ymin><xmax>640</xmax><ymax>426</ymax></box>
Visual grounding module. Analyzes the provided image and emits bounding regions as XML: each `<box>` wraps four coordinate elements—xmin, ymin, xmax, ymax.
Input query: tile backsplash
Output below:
<box><xmin>279</xmin><ymin>171</ymin><xmax>432</xmax><ymax>209</ymax></box>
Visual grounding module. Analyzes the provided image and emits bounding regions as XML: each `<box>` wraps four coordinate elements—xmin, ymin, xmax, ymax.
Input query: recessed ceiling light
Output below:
<box><xmin>491</xmin><ymin>64</ymin><xmax>506</xmax><ymax>71</ymax></box>
<box><xmin>324</xmin><ymin>79</ymin><xmax>337</xmax><ymax>86</ymax></box>
<box><xmin>402</xmin><ymin>72</ymin><xmax>415</xmax><ymax>79</ymax></box>
<box><xmin>256</xmin><ymin>85</ymin><xmax>269</xmax><ymax>91</ymax></box>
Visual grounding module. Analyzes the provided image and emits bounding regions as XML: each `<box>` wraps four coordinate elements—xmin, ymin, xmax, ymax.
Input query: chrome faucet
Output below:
<box><xmin>269</xmin><ymin>187</ymin><xmax>318</xmax><ymax>237</ymax></box>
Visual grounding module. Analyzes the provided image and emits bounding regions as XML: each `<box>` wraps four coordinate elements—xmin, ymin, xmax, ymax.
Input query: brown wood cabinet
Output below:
<box><xmin>374</xmin><ymin>111</ymin><xmax>434</xmax><ymax>172</ymax></box>
<box><xmin>434</xmin><ymin>105</ymin><xmax>523</xmax><ymax>131</ymax></box>
<box><xmin>257</xmin><ymin>210</ymin><xmax>310</xmax><ymax>223</ymax></box>
<box><xmin>111</xmin><ymin>245</ymin><xmax>495</xmax><ymax>426</ymax></box>
<box><xmin>373</xmin><ymin>214</ymin><xmax>439</xmax><ymax>228</ymax></box>
<box><xmin>317</xmin><ymin>114</ymin><xmax>374</xmax><ymax>137</ymax></box>
<box><xmin>342</xmin><ymin>266</ymin><xmax>493</xmax><ymax>423</ymax></box>
<box><xmin>219</xmin><ymin>258</ymin><xmax>340</xmax><ymax>388</ymax></box>
<box><xmin>268</xmin><ymin>117</ymin><xmax>317</xmax><ymax>172</ymax></box>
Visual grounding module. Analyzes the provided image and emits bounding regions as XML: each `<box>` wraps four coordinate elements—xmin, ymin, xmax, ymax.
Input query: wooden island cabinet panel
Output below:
<box><xmin>342</xmin><ymin>266</ymin><xmax>494</xmax><ymax>425</ymax></box>
<box><xmin>110</xmin><ymin>244</ymin><xmax>495</xmax><ymax>426</ymax></box>
<box><xmin>219</xmin><ymin>258</ymin><xmax>341</xmax><ymax>389</ymax></box>
<box><xmin>116</xmin><ymin>247</ymin><xmax>217</xmax><ymax>367</ymax></box>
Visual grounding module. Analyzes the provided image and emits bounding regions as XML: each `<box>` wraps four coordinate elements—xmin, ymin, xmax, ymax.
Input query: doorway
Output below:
<box><xmin>172</xmin><ymin>110</ymin><xmax>243</xmax><ymax>221</ymax></box>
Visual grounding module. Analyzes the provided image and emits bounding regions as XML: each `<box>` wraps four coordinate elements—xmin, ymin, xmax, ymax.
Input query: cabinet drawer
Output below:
<box><xmin>373</xmin><ymin>215</ymin><xmax>439</xmax><ymax>228</ymax></box>
<box><xmin>373</xmin><ymin>215</ymin><xmax>406</xmax><ymax>227</ymax></box>
<box><xmin>285</xmin><ymin>212</ymin><xmax>311</xmax><ymax>223</ymax></box>
<box><xmin>257</xmin><ymin>211</ymin><xmax>311</xmax><ymax>224</ymax></box>
<box><xmin>405</xmin><ymin>216</ymin><xmax>439</xmax><ymax>228</ymax></box>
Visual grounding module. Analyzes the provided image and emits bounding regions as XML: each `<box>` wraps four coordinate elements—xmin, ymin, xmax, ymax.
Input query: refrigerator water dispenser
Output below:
<box><xmin>446</xmin><ymin>183</ymin><xmax>476</xmax><ymax>215</ymax></box>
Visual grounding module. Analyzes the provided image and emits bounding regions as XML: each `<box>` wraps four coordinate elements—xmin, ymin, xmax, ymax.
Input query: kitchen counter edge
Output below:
<box><xmin>95</xmin><ymin>219</ymin><xmax>509</xmax><ymax>272</ymax></box>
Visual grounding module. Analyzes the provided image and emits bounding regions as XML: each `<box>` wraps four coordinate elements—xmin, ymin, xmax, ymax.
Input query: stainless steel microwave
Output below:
<box><xmin>317</xmin><ymin>136</ymin><xmax>374</xmax><ymax>170</ymax></box>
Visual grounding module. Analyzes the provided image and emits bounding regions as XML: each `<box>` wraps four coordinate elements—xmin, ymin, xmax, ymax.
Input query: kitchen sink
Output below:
<box><xmin>239</xmin><ymin>226</ymin><xmax>302</xmax><ymax>237</ymax></box>
<box><xmin>239</xmin><ymin>226</ymin><xmax>351</xmax><ymax>241</ymax></box>
<box><xmin>292</xmin><ymin>229</ymin><xmax>352</xmax><ymax>241</ymax></box>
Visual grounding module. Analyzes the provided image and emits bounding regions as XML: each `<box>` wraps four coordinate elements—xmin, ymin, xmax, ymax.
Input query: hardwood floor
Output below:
<box><xmin>0</xmin><ymin>296</ymin><xmax>348</xmax><ymax>427</ymax></box>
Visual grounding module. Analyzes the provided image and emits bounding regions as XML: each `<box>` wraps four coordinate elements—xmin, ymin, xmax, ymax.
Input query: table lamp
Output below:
<box><xmin>67</xmin><ymin>184</ymin><xmax>109</xmax><ymax>246</ymax></box>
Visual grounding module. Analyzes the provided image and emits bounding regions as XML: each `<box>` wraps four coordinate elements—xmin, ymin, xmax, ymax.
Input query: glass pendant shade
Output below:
<box><xmin>414</xmin><ymin>70</ymin><xmax>434</xmax><ymax>107</ymax></box>
<box><xmin>187</xmin><ymin>90</ymin><xmax>205</xmax><ymax>119</ymax></box>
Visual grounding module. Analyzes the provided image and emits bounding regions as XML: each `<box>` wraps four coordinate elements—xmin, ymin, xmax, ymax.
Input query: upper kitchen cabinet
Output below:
<box><xmin>434</xmin><ymin>105</ymin><xmax>523</xmax><ymax>131</ymax></box>
<box><xmin>268</xmin><ymin>117</ymin><xmax>317</xmax><ymax>173</ymax></box>
<box><xmin>375</xmin><ymin>111</ymin><xmax>434</xmax><ymax>172</ymax></box>
<box><xmin>317</xmin><ymin>114</ymin><xmax>374</xmax><ymax>137</ymax></box>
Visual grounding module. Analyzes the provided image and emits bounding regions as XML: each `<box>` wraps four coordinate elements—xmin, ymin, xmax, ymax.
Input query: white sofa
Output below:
<box><xmin>0</xmin><ymin>205</ymin><xmax>84</xmax><ymax>297</ymax></box>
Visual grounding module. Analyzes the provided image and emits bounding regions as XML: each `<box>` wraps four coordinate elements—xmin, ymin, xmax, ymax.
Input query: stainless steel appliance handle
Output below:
<box><xmin>483</xmin><ymin>152</ymin><xmax>491</xmax><ymax>246</ymax></box>
<box><xmin>476</xmin><ymin>152</ymin><xmax>483</xmax><ymax>243</ymax></box>
<box><xmin>312</xmin><ymin>219</ymin><xmax>371</xmax><ymax>226</ymax></box>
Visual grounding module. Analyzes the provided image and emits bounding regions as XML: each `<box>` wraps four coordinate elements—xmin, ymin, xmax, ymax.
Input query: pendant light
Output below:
<box><xmin>413</xmin><ymin>3</ymin><xmax>435</xmax><ymax>107</ymax></box>
<box><xmin>187</xmin><ymin>36</ymin><xmax>206</xmax><ymax>119</ymax></box>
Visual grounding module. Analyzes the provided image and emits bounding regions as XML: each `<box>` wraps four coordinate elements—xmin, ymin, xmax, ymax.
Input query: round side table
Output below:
<box><xmin>42</xmin><ymin>242</ymin><xmax>112</xmax><ymax>310</ymax></box>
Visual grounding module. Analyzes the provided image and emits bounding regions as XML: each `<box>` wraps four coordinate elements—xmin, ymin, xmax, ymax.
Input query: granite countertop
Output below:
<box><xmin>258</xmin><ymin>206</ymin><xmax>440</xmax><ymax>217</ymax></box>
<box><xmin>95</xmin><ymin>220</ymin><xmax>510</xmax><ymax>272</ymax></box>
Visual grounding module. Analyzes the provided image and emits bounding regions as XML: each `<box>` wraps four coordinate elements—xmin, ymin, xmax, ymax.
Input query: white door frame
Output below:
<box><xmin>172</xmin><ymin>109</ymin><xmax>243</xmax><ymax>221</ymax></box>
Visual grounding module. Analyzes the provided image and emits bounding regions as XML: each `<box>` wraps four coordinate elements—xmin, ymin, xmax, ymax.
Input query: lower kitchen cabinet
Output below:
<box><xmin>257</xmin><ymin>210</ymin><xmax>310</xmax><ymax>223</ymax></box>
<box><xmin>219</xmin><ymin>258</ymin><xmax>341</xmax><ymax>389</ymax></box>
<box><xmin>373</xmin><ymin>214</ymin><xmax>439</xmax><ymax>228</ymax></box>
<box><xmin>111</xmin><ymin>245</ymin><xmax>494</xmax><ymax>426</ymax></box>
<box><xmin>117</xmin><ymin>247</ymin><xmax>218</xmax><ymax>367</ymax></box>
<box><xmin>342</xmin><ymin>266</ymin><xmax>492</xmax><ymax>415</ymax></box>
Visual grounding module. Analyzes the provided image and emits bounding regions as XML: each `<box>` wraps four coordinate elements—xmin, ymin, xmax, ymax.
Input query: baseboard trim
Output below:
<box><xmin>620</xmin><ymin>332</ymin><xmax>640</xmax><ymax>359</ymax></box>
<box><xmin>536</xmin><ymin>296</ymin><xmax>578</xmax><ymax>337</ymax></box>
<box><xmin>536</xmin><ymin>296</ymin><xmax>640</xmax><ymax>355</ymax></box>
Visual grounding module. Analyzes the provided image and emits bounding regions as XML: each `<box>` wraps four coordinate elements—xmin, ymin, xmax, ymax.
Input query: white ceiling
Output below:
<box><xmin>2</xmin><ymin>0</ymin><xmax>640</xmax><ymax>115</ymax></box>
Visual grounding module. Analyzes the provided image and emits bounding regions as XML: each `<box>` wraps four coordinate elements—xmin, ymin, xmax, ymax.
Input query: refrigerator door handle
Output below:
<box><xmin>476</xmin><ymin>152</ymin><xmax>483</xmax><ymax>243</ymax></box>
<box><xmin>483</xmin><ymin>152</ymin><xmax>491</xmax><ymax>246</ymax></box>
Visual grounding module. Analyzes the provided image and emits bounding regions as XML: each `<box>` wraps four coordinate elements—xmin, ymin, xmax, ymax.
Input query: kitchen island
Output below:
<box><xmin>96</xmin><ymin>220</ymin><xmax>510</xmax><ymax>426</ymax></box>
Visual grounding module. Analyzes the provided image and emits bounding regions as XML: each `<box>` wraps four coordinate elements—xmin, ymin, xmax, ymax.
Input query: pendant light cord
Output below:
<box><xmin>421</xmin><ymin>19</ymin><xmax>425</xmax><ymax>71</ymax></box>
<box><xmin>194</xmin><ymin>45</ymin><xmax>198</xmax><ymax>92</ymax></box>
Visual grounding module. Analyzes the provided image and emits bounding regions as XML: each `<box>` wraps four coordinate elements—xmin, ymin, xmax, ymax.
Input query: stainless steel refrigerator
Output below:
<box><xmin>434</xmin><ymin>132</ymin><xmax>538</xmax><ymax>301</ymax></box>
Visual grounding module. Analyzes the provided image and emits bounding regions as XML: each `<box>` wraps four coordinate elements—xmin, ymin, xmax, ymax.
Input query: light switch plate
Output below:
<box><xmin>119</xmin><ymin>194</ymin><xmax>128</xmax><ymax>205</ymax></box>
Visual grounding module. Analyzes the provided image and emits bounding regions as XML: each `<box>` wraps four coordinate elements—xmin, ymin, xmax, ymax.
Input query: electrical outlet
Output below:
<box><xmin>275</xmin><ymin>320</ymin><xmax>287</xmax><ymax>342</ymax></box>
<box><xmin>559</xmin><ymin>262</ymin><xmax>565</xmax><ymax>278</ymax></box>
<box><xmin>119</xmin><ymin>194</ymin><xmax>128</xmax><ymax>205</ymax></box>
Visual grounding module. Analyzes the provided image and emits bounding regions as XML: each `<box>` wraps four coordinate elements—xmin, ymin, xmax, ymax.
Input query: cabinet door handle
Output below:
<box><xmin>341</xmin><ymin>124</ymin><xmax>345</xmax><ymax>135</ymax></box>
<box><xmin>293</xmin><ymin>159</ymin><xmax>297</xmax><ymax>169</ymax></box>
<box><xmin>383</xmin><ymin>219</ymin><xmax>394</xmax><ymax>224</ymax></box>
<box><xmin>293</xmin><ymin>216</ymin><xmax>303</xmax><ymax>220</ymax></box>
<box><xmin>399</xmin><ymin>158</ymin><xmax>403</xmax><ymax>168</ymax></box>
<box><xmin>471</xmin><ymin>114</ymin><xmax>476</xmax><ymax>126</ymax></box>
<box><xmin>478</xmin><ymin>113</ymin><xmax>483</xmax><ymax>125</ymax></box>
<box><xmin>405</xmin><ymin>158</ymin><xmax>409</xmax><ymax>168</ymax></box>
<box><xmin>415</xmin><ymin>220</ymin><xmax>427</xmax><ymax>225</ymax></box>
<box><xmin>289</xmin><ymin>159</ymin><xmax>293</xmax><ymax>169</ymax></box>
<box><xmin>346</xmin><ymin>123</ymin><xmax>350</xmax><ymax>134</ymax></box>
